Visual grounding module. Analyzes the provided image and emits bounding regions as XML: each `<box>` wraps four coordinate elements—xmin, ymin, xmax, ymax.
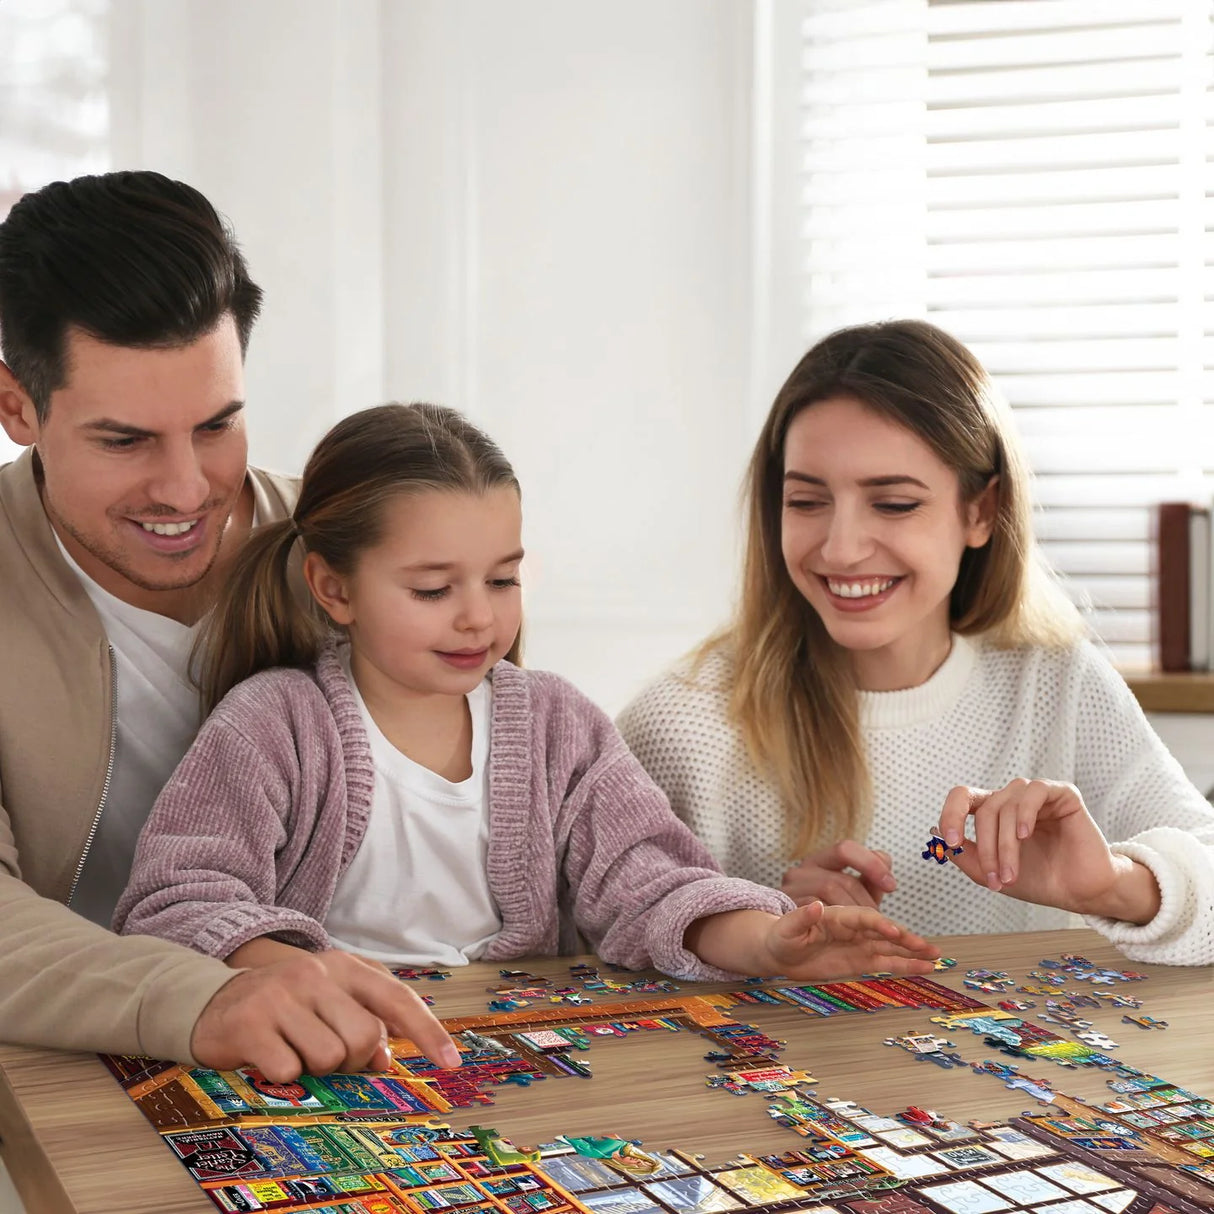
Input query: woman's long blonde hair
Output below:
<box><xmin>194</xmin><ymin>403</ymin><xmax>523</xmax><ymax>715</ymax></box>
<box><xmin>715</xmin><ymin>319</ymin><xmax>1084</xmax><ymax>858</ymax></box>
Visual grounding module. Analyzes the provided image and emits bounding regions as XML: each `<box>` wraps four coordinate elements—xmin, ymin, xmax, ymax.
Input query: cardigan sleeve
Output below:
<box><xmin>554</xmin><ymin>684</ymin><xmax>794</xmax><ymax>981</ymax></box>
<box><xmin>1070</xmin><ymin>642</ymin><xmax>1214</xmax><ymax>964</ymax></box>
<box><xmin>113</xmin><ymin>689</ymin><xmax>333</xmax><ymax>959</ymax></box>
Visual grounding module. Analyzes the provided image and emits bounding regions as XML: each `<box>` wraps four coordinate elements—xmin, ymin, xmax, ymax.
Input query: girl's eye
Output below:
<box><xmin>411</xmin><ymin>587</ymin><xmax>449</xmax><ymax>601</ymax></box>
<box><xmin>784</xmin><ymin>498</ymin><xmax>826</xmax><ymax>512</ymax></box>
<box><xmin>875</xmin><ymin>501</ymin><xmax>920</xmax><ymax>514</ymax></box>
<box><xmin>490</xmin><ymin>576</ymin><xmax>521</xmax><ymax>590</ymax></box>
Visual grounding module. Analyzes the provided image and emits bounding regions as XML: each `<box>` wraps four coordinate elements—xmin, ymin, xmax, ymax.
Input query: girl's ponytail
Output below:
<box><xmin>192</xmin><ymin>516</ymin><xmax>324</xmax><ymax>714</ymax></box>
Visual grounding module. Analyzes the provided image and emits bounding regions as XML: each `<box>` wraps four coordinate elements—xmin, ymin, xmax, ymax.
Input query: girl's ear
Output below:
<box><xmin>964</xmin><ymin>475</ymin><xmax>1000</xmax><ymax>548</ymax></box>
<box><xmin>304</xmin><ymin>551</ymin><xmax>355</xmax><ymax>626</ymax></box>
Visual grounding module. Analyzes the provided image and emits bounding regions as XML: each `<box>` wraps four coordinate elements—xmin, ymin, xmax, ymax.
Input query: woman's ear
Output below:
<box><xmin>965</xmin><ymin>475</ymin><xmax>1000</xmax><ymax>548</ymax></box>
<box><xmin>303</xmin><ymin>551</ymin><xmax>355</xmax><ymax>626</ymax></box>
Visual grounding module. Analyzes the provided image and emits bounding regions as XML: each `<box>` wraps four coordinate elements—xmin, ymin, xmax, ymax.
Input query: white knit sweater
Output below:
<box><xmin>617</xmin><ymin>634</ymin><xmax>1214</xmax><ymax>965</ymax></box>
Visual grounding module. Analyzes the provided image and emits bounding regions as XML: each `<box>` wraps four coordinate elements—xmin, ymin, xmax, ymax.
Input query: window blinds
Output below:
<box><xmin>796</xmin><ymin>0</ymin><xmax>1214</xmax><ymax>666</ymax></box>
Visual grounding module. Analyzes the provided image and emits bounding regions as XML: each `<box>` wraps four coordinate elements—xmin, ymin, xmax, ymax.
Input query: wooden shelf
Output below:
<box><xmin>1121</xmin><ymin>669</ymin><xmax>1214</xmax><ymax>714</ymax></box>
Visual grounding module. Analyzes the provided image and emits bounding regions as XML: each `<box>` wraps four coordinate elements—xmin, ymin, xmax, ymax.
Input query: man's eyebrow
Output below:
<box><xmin>80</xmin><ymin>400</ymin><xmax>245</xmax><ymax>439</ymax></box>
<box><xmin>783</xmin><ymin>471</ymin><xmax>930</xmax><ymax>490</ymax></box>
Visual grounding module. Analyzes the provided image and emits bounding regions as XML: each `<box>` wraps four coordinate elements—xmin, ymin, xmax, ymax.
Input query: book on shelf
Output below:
<box><xmin>1191</xmin><ymin>505</ymin><xmax>1210</xmax><ymax>673</ymax></box>
<box><xmin>1154</xmin><ymin>500</ymin><xmax>1212</xmax><ymax>673</ymax></box>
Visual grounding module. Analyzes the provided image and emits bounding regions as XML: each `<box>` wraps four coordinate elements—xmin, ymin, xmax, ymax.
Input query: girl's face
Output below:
<box><xmin>780</xmin><ymin>394</ymin><xmax>996</xmax><ymax>691</ymax></box>
<box><xmin>314</xmin><ymin>486</ymin><xmax>524</xmax><ymax>700</ymax></box>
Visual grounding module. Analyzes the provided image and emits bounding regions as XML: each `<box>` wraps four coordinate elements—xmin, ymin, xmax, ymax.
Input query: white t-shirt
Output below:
<box><xmin>325</xmin><ymin>658</ymin><xmax>502</xmax><ymax>966</ymax></box>
<box><xmin>57</xmin><ymin>540</ymin><xmax>201</xmax><ymax>926</ymax></box>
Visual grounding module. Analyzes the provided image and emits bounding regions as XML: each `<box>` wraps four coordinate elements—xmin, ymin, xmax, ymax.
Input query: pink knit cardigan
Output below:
<box><xmin>114</xmin><ymin>647</ymin><xmax>791</xmax><ymax>980</ymax></box>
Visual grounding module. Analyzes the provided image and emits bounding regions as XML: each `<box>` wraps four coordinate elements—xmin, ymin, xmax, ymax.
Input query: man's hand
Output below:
<box><xmin>191</xmin><ymin>947</ymin><xmax>461</xmax><ymax>1081</ymax></box>
<box><xmin>781</xmin><ymin>841</ymin><xmax>897</xmax><ymax>908</ymax></box>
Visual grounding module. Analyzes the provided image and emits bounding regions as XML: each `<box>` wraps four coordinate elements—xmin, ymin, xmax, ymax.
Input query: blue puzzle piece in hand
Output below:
<box><xmin>922</xmin><ymin>835</ymin><xmax>964</xmax><ymax>865</ymax></box>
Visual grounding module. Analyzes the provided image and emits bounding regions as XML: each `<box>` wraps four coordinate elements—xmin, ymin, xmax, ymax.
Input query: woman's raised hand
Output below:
<box><xmin>781</xmin><ymin>841</ymin><xmax>897</xmax><ymax>909</ymax></box>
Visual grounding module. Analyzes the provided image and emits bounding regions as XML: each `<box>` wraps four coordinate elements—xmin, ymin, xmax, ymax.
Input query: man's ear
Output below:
<box><xmin>965</xmin><ymin>475</ymin><xmax>1000</xmax><ymax>548</ymax></box>
<box><xmin>0</xmin><ymin>363</ymin><xmax>40</xmax><ymax>447</ymax></box>
<box><xmin>303</xmin><ymin>550</ymin><xmax>354</xmax><ymax>626</ymax></box>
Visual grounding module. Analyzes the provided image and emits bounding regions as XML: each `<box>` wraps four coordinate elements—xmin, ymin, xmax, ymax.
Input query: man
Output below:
<box><xmin>0</xmin><ymin>171</ymin><xmax>457</xmax><ymax>1079</ymax></box>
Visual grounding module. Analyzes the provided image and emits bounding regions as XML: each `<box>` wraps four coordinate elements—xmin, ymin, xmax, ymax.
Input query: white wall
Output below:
<box><xmin>101</xmin><ymin>0</ymin><xmax>759</xmax><ymax>713</ymax></box>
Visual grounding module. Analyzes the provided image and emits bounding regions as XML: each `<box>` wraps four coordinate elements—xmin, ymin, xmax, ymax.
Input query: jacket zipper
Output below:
<box><xmin>67</xmin><ymin>645</ymin><xmax>118</xmax><ymax>907</ymax></box>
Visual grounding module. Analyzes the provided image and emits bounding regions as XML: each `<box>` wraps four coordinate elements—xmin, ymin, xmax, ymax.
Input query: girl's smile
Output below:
<box><xmin>436</xmin><ymin>646</ymin><xmax>492</xmax><ymax>670</ymax></box>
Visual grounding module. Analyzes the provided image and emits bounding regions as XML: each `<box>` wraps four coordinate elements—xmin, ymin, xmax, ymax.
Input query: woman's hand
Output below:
<box><xmin>937</xmin><ymin>779</ymin><xmax>1161</xmax><ymax>924</ymax></box>
<box><xmin>781</xmin><ymin>841</ymin><xmax>897</xmax><ymax>908</ymax></box>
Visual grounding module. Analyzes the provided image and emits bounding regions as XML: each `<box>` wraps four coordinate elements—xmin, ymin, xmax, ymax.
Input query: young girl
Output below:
<box><xmin>618</xmin><ymin>320</ymin><xmax>1214</xmax><ymax>964</ymax></box>
<box><xmin>115</xmin><ymin>403</ymin><xmax>939</xmax><ymax>1011</ymax></box>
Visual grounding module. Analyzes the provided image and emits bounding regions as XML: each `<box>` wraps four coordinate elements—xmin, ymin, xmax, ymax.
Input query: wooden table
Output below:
<box><xmin>3</xmin><ymin>928</ymin><xmax>1213</xmax><ymax>1214</ymax></box>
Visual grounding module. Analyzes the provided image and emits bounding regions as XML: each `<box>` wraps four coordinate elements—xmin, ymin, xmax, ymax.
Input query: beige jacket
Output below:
<box><xmin>0</xmin><ymin>449</ymin><xmax>298</xmax><ymax>1060</ymax></box>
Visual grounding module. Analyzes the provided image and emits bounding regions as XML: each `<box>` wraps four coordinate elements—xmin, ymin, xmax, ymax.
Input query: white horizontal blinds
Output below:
<box><xmin>0</xmin><ymin>0</ymin><xmax>109</xmax><ymax>465</ymax></box>
<box><xmin>1205</xmin><ymin>2</ymin><xmax>1214</xmax><ymax>484</ymax></box>
<box><xmin>0</xmin><ymin>0</ymin><xmax>110</xmax><ymax>214</ymax></box>
<box><xmin>800</xmin><ymin>0</ymin><xmax>929</xmax><ymax>335</ymax></box>
<box><xmin>798</xmin><ymin>0</ymin><xmax>1214</xmax><ymax>667</ymax></box>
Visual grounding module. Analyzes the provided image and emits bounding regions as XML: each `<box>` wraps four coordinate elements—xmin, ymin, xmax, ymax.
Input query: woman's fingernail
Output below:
<box><xmin>1001</xmin><ymin>868</ymin><xmax>1015</xmax><ymax>885</ymax></box>
<box><xmin>1018</xmin><ymin>823</ymin><xmax>1030</xmax><ymax>839</ymax></box>
<box><xmin>881</xmin><ymin>875</ymin><xmax>897</xmax><ymax>891</ymax></box>
<box><xmin>986</xmin><ymin>871</ymin><xmax>1001</xmax><ymax>890</ymax></box>
<box><xmin>946</xmin><ymin>831</ymin><xmax>960</xmax><ymax>848</ymax></box>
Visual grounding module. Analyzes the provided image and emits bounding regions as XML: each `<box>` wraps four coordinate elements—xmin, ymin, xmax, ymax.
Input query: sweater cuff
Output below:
<box><xmin>135</xmin><ymin>953</ymin><xmax>243</xmax><ymax>1064</ymax></box>
<box><xmin>1082</xmin><ymin>832</ymin><xmax>1186</xmax><ymax>946</ymax></box>
<box><xmin>646</xmin><ymin>877</ymin><xmax>794</xmax><ymax>982</ymax></box>
<box><xmin>192</xmin><ymin>904</ymin><xmax>332</xmax><ymax>960</ymax></box>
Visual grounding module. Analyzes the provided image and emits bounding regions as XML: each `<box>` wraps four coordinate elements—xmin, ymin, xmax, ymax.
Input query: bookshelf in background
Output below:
<box><xmin>1120</xmin><ymin>669</ymin><xmax>1214</xmax><ymax>715</ymax></box>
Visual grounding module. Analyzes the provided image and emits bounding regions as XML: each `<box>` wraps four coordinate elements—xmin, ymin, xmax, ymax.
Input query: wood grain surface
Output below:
<box><xmin>2</xmin><ymin>928</ymin><xmax>1212</xmax><ymax>1214</ymax></box>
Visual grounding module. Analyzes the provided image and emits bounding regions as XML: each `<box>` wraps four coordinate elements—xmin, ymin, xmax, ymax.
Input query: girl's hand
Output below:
<box><xmin>781</xmin><ymin>842</ymin><xmax>897</xmax><ymax>909</ymax></box>
<box><xmin>761</xmin><ymin>901</ymin><xmax>939</xmax><ymax>980</ymax></box>
<box><xmin>937</xmin><ymin>780</ymin><xmax>1161</xmax><ymax>924</ymax></box>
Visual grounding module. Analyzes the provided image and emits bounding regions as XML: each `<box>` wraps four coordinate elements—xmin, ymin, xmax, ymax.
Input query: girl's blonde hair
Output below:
<box><xmin>715</xmin><ymin>319</ymin><xmax>1084</xmax><ymax>857</ymax></box>
<box><xmin>194</xmin><ymin>402</ymin><xmax>522</xmax><ymax>714</ymax></box>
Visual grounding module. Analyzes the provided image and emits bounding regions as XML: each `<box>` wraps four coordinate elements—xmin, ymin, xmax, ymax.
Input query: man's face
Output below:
<box><xmin>28</xmin><ymin>317</ymin><xmax>249</xmax><ymax>604</ymax></box>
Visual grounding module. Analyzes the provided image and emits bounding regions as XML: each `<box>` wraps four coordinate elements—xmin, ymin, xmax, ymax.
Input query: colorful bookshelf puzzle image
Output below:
<box><xmin>100</xmin><ymin>958</ymin><xmax>1214</xmax><ymax>1214</ymax></box>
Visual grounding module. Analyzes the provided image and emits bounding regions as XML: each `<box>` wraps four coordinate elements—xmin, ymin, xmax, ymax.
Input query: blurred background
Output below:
<box><xmin>2</xmin><ymin>0</ymin><xmax>1212</xmax><ymax>715</ymax></box>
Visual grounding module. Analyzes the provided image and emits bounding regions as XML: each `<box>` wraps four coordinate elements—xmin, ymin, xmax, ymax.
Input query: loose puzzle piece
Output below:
<box><xmin>1074</xmin><ymin>1029</ymin><xmax>1120</xmax><ymax>1050</ymax></box>
<box><xmin>1121</xmin><ymin>1015</ymin><xmax>1169</xmax><ymax>1030</ymax></box>
<box><xmin>916</xmin><ymin>1050</ymin><xmax>968</xmax><ymax>1071</ymax></box>
<box><xmin>922</xmin><ymin>835</ymin><xmax>964</xmax><ymax>864</ymax></box>
<box><xmin>884</xmin><ymin>1032</ymin><xmax>956</xmax><ymax>1055</ymax></box>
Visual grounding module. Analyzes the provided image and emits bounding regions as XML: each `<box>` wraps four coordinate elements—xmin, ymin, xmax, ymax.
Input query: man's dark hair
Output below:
<box><xmin>0</xmin><ymin>170</ymin><xmax>263</xmax><ymax>420</ymax></box>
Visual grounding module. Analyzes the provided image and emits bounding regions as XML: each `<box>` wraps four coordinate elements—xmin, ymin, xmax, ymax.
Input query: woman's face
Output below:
<box><xmin>780</xmin><ymin>394</ymin><xmax>996</xmax><ymax>690</ymax></box>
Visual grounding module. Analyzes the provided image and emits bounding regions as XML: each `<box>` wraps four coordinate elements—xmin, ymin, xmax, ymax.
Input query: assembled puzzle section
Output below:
<box><xmin>98</xmin><ymin>960</ymin><xmax>1212</xmax><ymax>1214</ymax></box>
